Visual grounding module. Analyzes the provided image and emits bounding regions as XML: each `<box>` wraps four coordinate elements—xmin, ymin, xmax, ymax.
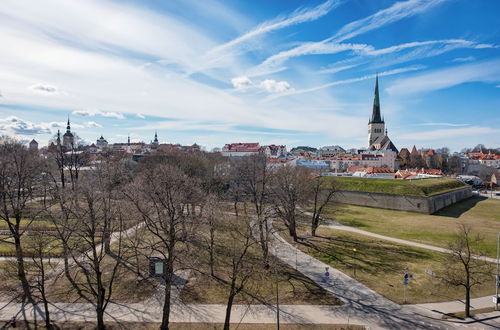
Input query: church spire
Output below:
<box><xmin>370</xmin><ymin>75</ymin><xmax>383</xmax><ymax>124</ymax></box>
<box><xmin>66</xmin><ymin>116</ymin><xmax>71</xmax><ymax>133</ymax></box>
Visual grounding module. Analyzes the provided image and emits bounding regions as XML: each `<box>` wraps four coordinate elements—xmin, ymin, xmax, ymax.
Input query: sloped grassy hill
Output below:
<box><xmin>322</xmin><ymin>177</ymin><xmax>467</xmax><ymax>197</ymax></box>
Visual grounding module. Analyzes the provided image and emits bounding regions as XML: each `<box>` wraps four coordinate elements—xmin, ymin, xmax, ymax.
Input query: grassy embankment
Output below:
<box><xmin>279</xmin><ymin>223</ymin><xmax>495</xmax><ymax>305</ymax></box>
<box><xmin>322</xmin><ymin>176</ymin><xmax>467</xmax><ymax>197</ymax></box>
<box><xmin>316</xmin><ymin>196</ymin><xmax>500</xmax><ymax>257</ymax></box>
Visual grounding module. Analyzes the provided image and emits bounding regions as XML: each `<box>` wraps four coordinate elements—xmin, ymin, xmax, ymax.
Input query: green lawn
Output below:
<box><xmin>283</xmin><ymin>225</ymin><xmax>495</xmax><ymax>305</ymax></box>
<box><xmin>316</xmin><ymin>196</ymin><xmax>500</xmax><ymax>257</ymax></box>
<box><xmin>0</xmin><ymin>218</ymin><xmax>56</xmax><ymax>229</ymax></box>
<box><xmin>322</xmin><ymin>177</ymin><xmax>466</xmax><ymax>197</ymax></box>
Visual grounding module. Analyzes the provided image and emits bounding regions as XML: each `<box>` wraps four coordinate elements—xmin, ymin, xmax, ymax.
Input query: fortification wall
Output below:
<box><xmin>332</xmin><ymin>186</ymin><xmax>472</xmax><ymax>214</ymax></box>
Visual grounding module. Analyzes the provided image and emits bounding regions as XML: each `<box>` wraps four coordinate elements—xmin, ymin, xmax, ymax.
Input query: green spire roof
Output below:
<box><xmin>370</xmin><ymin>75</ymin><xmax>384</xmax><ymax>124</ymax></box>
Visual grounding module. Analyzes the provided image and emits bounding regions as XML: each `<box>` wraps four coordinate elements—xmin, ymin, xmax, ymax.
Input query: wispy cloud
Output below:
<box><xmin>331</xmin><ymin>0</ymin><xmax>447</xmax><ymax>43</ymax></box>
<box><xmin>416</xmin><ymin>122</ymin><xmax>471</xmax><ymax>127</ymax></box>
<box><xmin>136</xmin><ymin>113</ymin><xmax>146</xmax><ymax>119</ymax></box>
<box><xmin>266</xmin><ymin>65</ymin><xmax>424</xmax><ymax>100</ymax></box>
<box><xmin>452</xmin><ymin>56</ymin><xmax>475</xmax><ymax>62</ymax></box>
<box><xmin>254</xmin><ymin>0</ymin><xmax>448</xmax><ymax>72</ymax></box>
<box><xmin>386</xmin><ymin>59</ymin><xmax>500</xmax><ymax>95</ymax></box>
<box><xmin>205</xmin><ymin>0</ymin><xmax>340</xmax><ymax>61</ymax></box>
<box><xmin>399</xmin><ymin>126</ymin><xmax>500</xmax><ymax>141</ymax></box>
<box><xmin>72</xmin><ymin>110</ymin><xmax>125</xmax><ymax>119</ymax></box>
<box><xmin>85</xmin><ymin>121</ymin><xmax>102</xmax><ymax>128</ymax></box>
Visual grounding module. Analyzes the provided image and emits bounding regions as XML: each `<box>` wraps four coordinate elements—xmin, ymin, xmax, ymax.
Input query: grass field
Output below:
<box><xmin>281</xmin><ymin>225</ymin><xmax>495</xmax><ymax>305</ymax></box>
<box><xmin>316</xmin><ymin>196</ymin><xmax>500</xmax><ymax>257</ymax></box>
<box><xmin>322</xmin><ymin>177</ymin><xmax>466</xmax><ymax>197</ymax></box>
<box><xmin>181</xmin><ymin>213</ymin><xmax>341</xmax><ymax>306</ymax></box>
<box><xmin>181</xmin><ymin>257</ymin><xmax>341</xmax><ymax>305</ymax></box>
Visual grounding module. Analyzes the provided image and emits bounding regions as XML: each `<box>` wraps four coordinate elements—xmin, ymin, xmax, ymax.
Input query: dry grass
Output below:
<box><xmin>317</xmin><ymin>196</ymin><xmax>500</xmax><ymax>257</ymax></box>
<box><xmin>281</xmin><ymin>224</ymin><xmax>495</xmax><ymax>305</ymax></box>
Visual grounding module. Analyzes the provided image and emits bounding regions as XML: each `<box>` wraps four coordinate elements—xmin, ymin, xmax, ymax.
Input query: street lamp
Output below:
<box><xmin>496</xmin><ymin>232</ymin><xmax>500</xmax><ymax>311</ymax></box>
<box><xmin>352</xmin><ymin>248</ymin><xmax>357</xmax><ymax>278</ymax></box>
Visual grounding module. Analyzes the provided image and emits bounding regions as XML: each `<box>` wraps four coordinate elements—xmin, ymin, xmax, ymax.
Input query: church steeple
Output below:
<box><xmin>370</xmin><ymin>75</ymin><xmax>384</xmax><ymax>124</ymax></box>
<box><xmin>66</xmin><ymin>116</ymin><xmax>71</xmax><ymax>133</ymax></box>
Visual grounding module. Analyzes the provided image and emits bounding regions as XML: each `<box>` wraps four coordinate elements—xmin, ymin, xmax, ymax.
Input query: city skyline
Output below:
<box><xmin>0</xmin><ymin>0</ymin><xmax>499</xmax><ymax>151</ymax></box>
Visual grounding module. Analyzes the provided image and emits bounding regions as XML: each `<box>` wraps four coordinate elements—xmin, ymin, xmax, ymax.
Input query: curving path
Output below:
<box><xmin>299</xmin><ymin>209</ymin><xmax>498</xmax><ymax>263</ymax></box>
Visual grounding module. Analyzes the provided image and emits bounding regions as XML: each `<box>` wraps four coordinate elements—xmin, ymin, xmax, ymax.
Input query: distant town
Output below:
<box><xmin>27</xmin><ymin>77</ymin><xmax>500</xmax><ymax>187</ymax></box>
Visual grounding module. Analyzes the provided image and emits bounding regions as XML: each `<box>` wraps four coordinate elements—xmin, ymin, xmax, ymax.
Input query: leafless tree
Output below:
<box><xmin>125</xmin><ymin>162</ymin><xmax>201</xmax><ymax>330</ymax></box>
<box><xmin>28</xmin><ymin>235</ymin><xmax>58</xmax><ymax>329</ymax></box>
<box><xmin>237</xmin><ymin>155</ymin><xmax>272</xmax><ymax>266</ymax></box>
<box><xmin>310</xmin><ymin>175</ymin><xmax>336</xmax><ymax>236</ymax></box>
<box><xmin>269</xmin><ymin>166</ymin><xmax>312</xmax><ymax>241</ymax></box>
<box><xmin>48</xmin><ymin>159</ymin><xmax>128</xmax><ymax>330</ymax></box>
<box><xmin>438</xmin><ymin>224</ymin><xmax>493</xmax><ymax>317</ymax></box>
<box><xmin>0</xmin><ymin>136</ymin><xmax>46</xmax><ymax>316</ymax></box>
<box><xmin>210</xmin><ymin>215</ymin><xmax>259</xmax><ymax>330</ymax></box>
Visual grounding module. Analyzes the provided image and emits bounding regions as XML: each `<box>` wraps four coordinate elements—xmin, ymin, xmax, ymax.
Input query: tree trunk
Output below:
<box><xmin>233</xmin><ymin>200</ymin><xmax>238</xmax><ymax>217</ymax></box>
<box><xmin>223</xmin><ymin>291</ymin><xmax>236</xmax><ymax>330</ymax></box>
<box><xmin>465</xmin><ymin>286</ymin><xmax>471</xmax><ymax>318</ymax></box>
<box><xmin>311</xmin><ymin>216</ymin><xmax>319</xmax><ymax>237</ymax></box>
<box><xmin>14</xmin><ymin>234</ymin><xmax>34</xmax><ymax>305</ymax></box>
<box><xmin>96</xmin><ymin>304</ymin><xmax>105</xmax><ymax>330</ymax></box>
<box><xmin>160</xmin><ymin>263</ymin><xmax>173</xmax><ymax>330</ymax></box>
<box><xmin>288</xmin><ymin>217</ymin><xmax>298</xmax><ymax>242</ymax></box>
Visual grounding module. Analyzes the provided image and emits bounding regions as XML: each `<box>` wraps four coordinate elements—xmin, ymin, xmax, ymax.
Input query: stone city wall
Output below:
<box><xmin>332</xmin><ymin>186</ymin><xmax>472</xmax><ymax>214</ymax></box>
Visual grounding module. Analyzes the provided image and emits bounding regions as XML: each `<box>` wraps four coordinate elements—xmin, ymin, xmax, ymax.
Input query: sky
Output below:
<box><xmin>0</xmin><ymin>0</ymin><xmax>499</xmax><ymax>152</ymax></box>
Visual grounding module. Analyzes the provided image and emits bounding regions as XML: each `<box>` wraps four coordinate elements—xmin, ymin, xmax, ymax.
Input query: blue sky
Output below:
<box><xmin>0</xmin><ymin>0</ymin><xmax>499</xmax><ymax>151</ymax></box>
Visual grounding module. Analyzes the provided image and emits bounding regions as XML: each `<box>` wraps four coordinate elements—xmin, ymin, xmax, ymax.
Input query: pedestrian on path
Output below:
<box><xmin>324</xmin><ymin>267</ymin><xmax>330</xmax><ymax>282</ymax></box>
<box><xmin>9</xmin><ymin>316</ymin><xmax>16</xmax><ymax>328</ymax></box>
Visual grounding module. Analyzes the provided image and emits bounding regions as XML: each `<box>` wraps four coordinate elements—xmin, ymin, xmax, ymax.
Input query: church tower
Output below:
<box><xmin>63</xmin><ymin>117</ymin><xmax>75</xmax><ymax>149</ymax></box>
<box><xmin>368</xmin><ymin>75</ymin><xmax>385</xmax><ymax>147</ymax></box>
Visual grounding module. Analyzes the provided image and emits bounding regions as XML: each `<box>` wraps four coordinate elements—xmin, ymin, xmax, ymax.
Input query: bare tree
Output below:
<box><xmin>210</xmin><ymin>215</ymin><xmax>259</xmax><ymax>330</ymax></box>
<box><xmin>50</xmin><ymin>159</ymin><xmax>128</xmax><ymax>330</ymax></box>
<box><xmin>0</xmin><ymin>137</ymin><xmax>45</xmax><ymax>315</ymax></box>
<box><xmin>439</xmin><ymin>224</ymin><xmax>493</xmax><ymax>317</ymax></box>
<box><xmin>28</xmin><ymin>235</ymin><xmax>58</xmax><ymax>329</ymax></box>
<box><xmin>310</xmin><ymin>175</ymin><xmax>336</xmax><ymax>237</ymax></box>
<box><xmin>125</xmin><ymin>162</ymin><xmax>201</xmax><ymax>330</ymax></box>
<box><xmin>237</xmin><ymin>155</ymin><xmax>272</xmax><ymax>266</ymax></box>
<box><xmin>269</xmin><ymin>166</ymin><xmax>312</xmax><ymax>242</ymax></box>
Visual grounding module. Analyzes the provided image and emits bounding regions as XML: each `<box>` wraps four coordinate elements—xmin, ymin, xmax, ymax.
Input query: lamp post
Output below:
<box><xmin>352</xmin><ymin>248</ymin><xmax>357</xmax><ymax>278</ymax></box>
<box><xmin>496</xmin><ymin>232</ymin><xmax>499</xmax><ymax>311</ymax></box>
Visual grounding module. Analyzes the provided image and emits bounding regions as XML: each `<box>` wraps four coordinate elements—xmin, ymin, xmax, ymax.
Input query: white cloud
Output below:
<box><xmin>0</xmin><ymin>116</ymin><xmax>53</xmax><ymax>135</ymax></box>
<box><xmin>231</xmin><ymin>76</ymin><xmax>253</xmax><ymax>91</ymax></box>
<box><xmin>136</xmin><ymin>113</ymin><xmax>145</xmax><ymax>119</ymax></box>
<box><xmin>72</xmin><ymin>110</ymin><xmax>124</xmax><ymax>119</ymax></box>
<box><xmin>86</xmin><ymin>121</ymin><xmax>102</xmax><ymax>128</ymax></box>
<box><xmin>386</xmin><ymin>59</ymin><xmax>500</xmax><ymax>95</ymax></box>
<box><xmin>231</xmin><ymin>76</ymin><xmax>292</xmax><ymax>93</ymax></box>
<box><xmin>29</xmin><ymin>83</ymin><xmax>58</xmax><ymax>94</ymax></box>
<box><xmin>259</xmin><ymin>79</ymin><xmax>292</xmax><ymax>93</ymax></box>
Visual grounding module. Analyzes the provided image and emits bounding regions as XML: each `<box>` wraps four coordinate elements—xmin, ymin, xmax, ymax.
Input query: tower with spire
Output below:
<box><xmin>151</xmin><ymin>131</ymin><xmax>159</xmax><ymax>149</ymax></box>
<box><xmin>368</xmin><ymin>75</ymin><xmax>385</xmax><ymax>147</ymax></box>
<box><xmin>63</xmin><ymin>116</ymin><xmax>75</xmax><ymax>149</ymax></box>
<box><xmin>367</xmin><ymin>76</ymin><xmax>398</xmax><ymax>153</ymax></box>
